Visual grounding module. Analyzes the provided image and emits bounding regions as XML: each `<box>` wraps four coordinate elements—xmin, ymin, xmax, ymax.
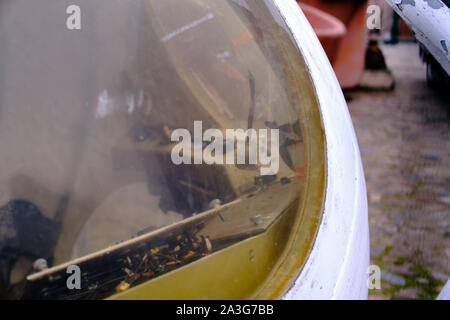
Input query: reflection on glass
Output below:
<box><xmin>0</xmin><ymin>0</ymin><xmax>317</xmax><ymax>299</ymax></box>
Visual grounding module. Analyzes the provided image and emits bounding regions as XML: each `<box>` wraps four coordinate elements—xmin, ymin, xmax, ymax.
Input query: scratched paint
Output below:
<box><xmin>424</xmin><ymin>0</ymin><xmax>444</xmax><ymax>9</ymax></box>
<box><xmin>441</xmin><ymin>40</ymin><xmax>449</xmax><ymax>55</ymax></box>
<box><xmin>397</xmin><ymin>0</ymin><xmax>445</xmax><ymax>8</ymax></box>
<box><xmin>398</xmin><ymin>0</ymin><xmax>416</xmax><ymax>6</ymax></box>
<box><xmin>387</xmin><ymin>0</ymin><xmax>450</xmax><ymax>75</ymax></box>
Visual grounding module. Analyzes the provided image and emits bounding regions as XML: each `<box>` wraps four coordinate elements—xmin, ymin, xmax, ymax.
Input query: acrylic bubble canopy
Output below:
<box><xmin>0</xmin><ymin>0</ymin><xmax>326</xmax><ymax>299</ymax></box>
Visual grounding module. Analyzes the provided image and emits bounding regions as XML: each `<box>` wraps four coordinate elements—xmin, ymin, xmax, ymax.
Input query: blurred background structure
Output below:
<box><xmin>348</xmin><ymin>43</ymin><xmax>449</xmax><ymax>300</ymax></box>
<box><xmin>298</xmin><ymin>0</ymin><xmax>449</xmax><ymax>299</ymax></box>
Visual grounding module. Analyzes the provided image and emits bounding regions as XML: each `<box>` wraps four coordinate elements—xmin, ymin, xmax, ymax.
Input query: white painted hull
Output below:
<box><xmin>275</xmin><ymin>0</ymin><xmax>370</xmax><ymax>300</ymax></box>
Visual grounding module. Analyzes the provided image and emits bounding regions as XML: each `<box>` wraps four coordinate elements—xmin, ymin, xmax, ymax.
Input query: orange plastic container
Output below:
<box><xmin>297</xmin><ymin>0</ymin><xmax>369</xmax><ymax>89</ymax></box>
<box><xmin>298</xmin><ymin>3</ymin><xmax>346</xmax><ymax>65</ymax></box>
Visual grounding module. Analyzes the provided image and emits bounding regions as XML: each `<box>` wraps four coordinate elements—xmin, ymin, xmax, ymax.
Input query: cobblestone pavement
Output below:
<box><xmin>346</xmin><ymin>43</ymin><xmax>450</xmax><ymax>300</ymax></box>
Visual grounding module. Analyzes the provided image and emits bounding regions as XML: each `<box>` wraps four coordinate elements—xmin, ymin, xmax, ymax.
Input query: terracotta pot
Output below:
<box><xmin>297</xmin><ymin>3</ymin><xmax>346</xmax><ymax>64</ymax></box>
<box><xmin>297</xmin><ymin>0</ymin><xmax>369</xmax><ymax>89</ymax></box>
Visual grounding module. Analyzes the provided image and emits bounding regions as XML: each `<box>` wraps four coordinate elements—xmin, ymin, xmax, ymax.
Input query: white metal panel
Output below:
<box><xmin>387</xmin><ymin>0</ymin><xmax>450</xmax><ymax>75</ymax></box>
<box><xmin>274</xmin><ymin>0</ymin><xmax>370</xmax><ymax>300</ymax></box>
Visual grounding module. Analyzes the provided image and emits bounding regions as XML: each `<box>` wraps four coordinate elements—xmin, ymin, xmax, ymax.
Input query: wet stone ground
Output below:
<box><xmin>346</xmin><ymin>43</ymin><xmax>450</xmax><ymax>300</ymax></box>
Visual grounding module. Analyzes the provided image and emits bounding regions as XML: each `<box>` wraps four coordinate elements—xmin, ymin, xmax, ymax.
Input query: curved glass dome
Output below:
<box><xmin>0</xmin><ymin>0</ymin><xmax>325</xmax><ymax>299</ymax></box>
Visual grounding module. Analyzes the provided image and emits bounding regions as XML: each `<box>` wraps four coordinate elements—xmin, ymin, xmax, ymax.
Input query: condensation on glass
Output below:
<box><xmin>0</xmin><ymin>0</ymin><xmax>319</xmax><ymax>299</ymax></box>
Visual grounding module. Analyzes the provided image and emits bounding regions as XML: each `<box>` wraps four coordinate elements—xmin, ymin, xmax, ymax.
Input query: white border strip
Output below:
<box><xmin>273</xmin><ymin>0</ymin><xmax>370</xmax><ymax>299</ymax></box>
